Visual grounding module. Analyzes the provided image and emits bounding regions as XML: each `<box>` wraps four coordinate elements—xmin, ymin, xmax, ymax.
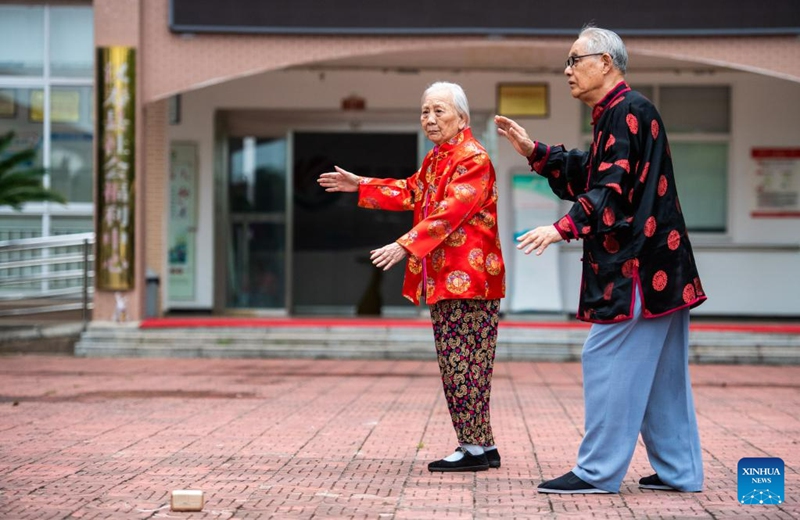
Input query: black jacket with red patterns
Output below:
<box><xmin>527</xmin><ymin>81</ymin><xmax>707</xmax><ymax>323</ymax></box>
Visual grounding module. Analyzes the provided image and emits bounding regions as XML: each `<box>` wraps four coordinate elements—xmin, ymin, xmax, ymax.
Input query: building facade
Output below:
<box><xmin>2</xmin><ymin>0</ymin><xmax>799</xmax><ymax>320</ymax></box>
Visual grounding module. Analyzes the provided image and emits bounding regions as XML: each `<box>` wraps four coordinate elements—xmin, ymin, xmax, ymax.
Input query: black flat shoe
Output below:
<box><xmin>537</xmin><ymin>471</ymin><xmax>612</xmax><ymax>494</ymax></box>
<box><xmin>428</xmin><ymin>447</ymin><xmax>489</xmax><ymax>472</ymax></box>
<box><xmin>639</xmin><ymin>473</ymin><xmax>676</xmax><ymax>491</ymax></box>
<box><xmin>485</xmin><ymin>448</ymin><xmax>501</xmax><ymax>469</ymax></box>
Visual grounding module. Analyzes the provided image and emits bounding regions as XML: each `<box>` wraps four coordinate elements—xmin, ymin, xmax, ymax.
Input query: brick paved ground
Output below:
<box><xmin>0</xmin><ymin>355</ymin><xmax>797</xmax><ymax>519</ymax></box>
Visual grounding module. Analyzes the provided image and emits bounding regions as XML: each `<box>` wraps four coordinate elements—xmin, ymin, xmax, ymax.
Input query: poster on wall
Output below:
<box><xmin>751</xmin><ymin>148</ymin><xmax>800</xmax><ymax>218</ymax></box>
<box><xmin>510</xmin><ymin>172</ymin><xmax>563</xmax><ymax>312</ymax></box>
<box><xmin>168</xmin><ymin>142</ymin><xmax>198</xmax><ymax>301</ymax></box>
<box><xmin>95</xmin><ymin>46</ymin><xmax>136</xmax><ymax>290</ymax></box>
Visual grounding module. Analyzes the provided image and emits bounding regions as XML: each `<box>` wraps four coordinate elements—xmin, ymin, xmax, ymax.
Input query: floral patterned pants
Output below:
<box><xmin>429</xmin><ymin>298</ymin><xmax>500</xmax><ymax>447</ymax></box>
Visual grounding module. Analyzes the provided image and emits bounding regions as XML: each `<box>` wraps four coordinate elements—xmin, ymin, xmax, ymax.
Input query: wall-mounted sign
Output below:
<box><xmin>751</xmin><ymin>148</ymin><xmax>800</xmax><ymax>218</ymax></box>
<box><xmin>168</xmin><ymin>141</ymin><xmax>198</xmax><ymax>301</ymax></box>
<box><xmin>30</xmin><ymin>89</ymin><xmax>81</xmax><ymax>123</ymax></box>
<box><xmin>95</xmin><ymin>46</ymin><xmax>136</xmax><ymax>290</ymax></box>
<box><xmin>497</xmin><ymin>84</ymin><xmax>548</xmax><ymax>118</ymax></box>
<box><xmin>169</xmin><ymin>0</ymin><xmax>800</xmax><ymax>36</ymax></box>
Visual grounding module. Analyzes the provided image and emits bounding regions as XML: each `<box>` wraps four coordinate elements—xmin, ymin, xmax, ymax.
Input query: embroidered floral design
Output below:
<box><xmin>446</xmin><ymin>271</ymin><xmax>471</xmax><ymax>294</ymax></box>
<box><xmin>408</xmin><ymin>255</ymin><xmax>422</xmax><ymax>274</ymax></box>
<box><xmin>485</xmin><ymin>253</ymin><xmax>502</xmax><ymax>276</ymax></box>
<box><xmin>432</xmin><ymin>248</ymin><xmax>446</xmax><ymax>271</ymax></box>
<box><xmin>468</xmin><ymin>249</ymin><xmax>485</xmax><ymax>272</ymax></box>
<box><xmin>453</xmin><ymin>183</ymin><xmax>477</xmax><ymax>204</ymax></box>
<box><xmin>427</xmin><ymin>219</ymin><xmax>452</xmax><ymax>240</ymax></box>
<box><xmin>444</xmin><ymin>227</ymin><xmax>467</xmax><ymax>247</ymax></box>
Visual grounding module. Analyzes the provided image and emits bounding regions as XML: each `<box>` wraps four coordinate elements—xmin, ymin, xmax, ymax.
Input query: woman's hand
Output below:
<box><xmin>370</xmin><ymin>242</ymin><xmax>408</xmax><ymax>271</ymax></box>
<box><xmin>516</xmin><ymin>225</ymin><xmax>563</xmax><ymax>256</ymax></box>
<box><xmin>317</xmin><ymin>166</ymin><xmax>360</xmax><ymax>193</ymax></box>
<box><xmin>494</xmin><ymin>115</ymin><xmax>535</xmax><ymax>158</ymax></box>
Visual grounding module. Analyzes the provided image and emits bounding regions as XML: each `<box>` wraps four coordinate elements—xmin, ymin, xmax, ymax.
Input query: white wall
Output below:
<box><xmin>168</xmin><ymin>68</ymin><xmax>800</xmax><ymax>316</ymax></box>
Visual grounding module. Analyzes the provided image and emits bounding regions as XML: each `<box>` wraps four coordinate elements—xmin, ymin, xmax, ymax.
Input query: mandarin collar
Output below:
<box><xmin>590</xmin><ymin>81</ymin><xmax>631</xmax><ymax>126</ymax></box>
<box><xmin>432</xmin><ymin>127</ymin><xmax>472</xmax><ymax>155</ymax></box>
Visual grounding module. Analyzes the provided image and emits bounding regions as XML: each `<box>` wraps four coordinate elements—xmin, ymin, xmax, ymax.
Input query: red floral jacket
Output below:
<box><xmin>358</xmin><ymin>128</ymin><xmax>506</xmax><ymax>305</ymax></box>
<box><xmin>528</xmin><ymin>81</ymin><xmax>707</xmax><ymax>323</ymax></box>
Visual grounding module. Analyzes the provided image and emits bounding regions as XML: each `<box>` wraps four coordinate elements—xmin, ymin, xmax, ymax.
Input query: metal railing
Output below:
<box><xmin>0</xmin><ymin>232</ymin><xmax>95</xmax><ymax>322</ymax></box>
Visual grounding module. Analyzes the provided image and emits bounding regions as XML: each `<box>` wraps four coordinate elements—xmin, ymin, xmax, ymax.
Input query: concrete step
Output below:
<box><xmin>74</xmin><ymin>321</ymin><xmax>800</xmax><ymax>364</ymax></box>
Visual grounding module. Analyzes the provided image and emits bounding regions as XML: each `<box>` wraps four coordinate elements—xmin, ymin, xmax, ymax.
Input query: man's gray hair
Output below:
<box><xmin>423</xmin><ymin>81</ymin><xmax>470</xmax><ymax>126</ymax></box>
<box><xmin>579</xmin><ymin>25</ymin><xmax>628</xmax><ymax>74</ymax></box>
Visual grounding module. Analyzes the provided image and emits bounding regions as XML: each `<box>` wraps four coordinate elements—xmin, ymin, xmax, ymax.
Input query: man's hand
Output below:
<box><xmin>317</xmin><ymin>166</ymin><xmax>360</xmax><ymax>193</ymax></box>
<box><xmin>516</xmin><ymin>225</ymin><xmax>564</xmax><ymax>256</ymax></box>
<box><xmin>370</xmin><ymin>242</ymin><xmax>408</xmax><ymax>271</ymax></box>
<box><xmin>494</xmin><ymin>115</ymin><xmax>535</xmax><ymax>158</ymax></box>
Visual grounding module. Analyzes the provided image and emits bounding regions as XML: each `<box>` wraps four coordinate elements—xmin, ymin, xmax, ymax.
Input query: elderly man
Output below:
<box><xmin>496</xmin><ymin>25</ymin><xmax>707</xmax><ymax>494</ymax></box>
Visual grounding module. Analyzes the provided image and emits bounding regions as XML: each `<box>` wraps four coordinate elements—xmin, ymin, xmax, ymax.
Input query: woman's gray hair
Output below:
<box><xmin>422</xmin><ymin>81</ymin><xmax>470</xmax><ymax>126</ymax></box>
<box><xmin>579</xmin><ymin>25</ymin><xmax>628</xmax><ymax>74</ymax></box>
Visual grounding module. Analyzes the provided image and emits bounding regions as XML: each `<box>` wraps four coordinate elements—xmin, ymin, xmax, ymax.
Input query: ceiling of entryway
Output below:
<box><xmin>294</xmin><ymin>43</ymin><xmax>729</xmax><ymax>75</ymax></box>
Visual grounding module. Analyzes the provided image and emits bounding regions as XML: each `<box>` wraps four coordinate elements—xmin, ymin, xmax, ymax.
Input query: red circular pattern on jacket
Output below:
<box><xmin>626</xmin><ymin>114</ymin><xmax>639</xmax><ymax>134</ymax></box>
<box><xmin>657</xmin><ymin>175</ymin><xmax>668</xmax><ymax>196</ymax></box>
<box><xmin>581</xmin><ymin>226</ymin><xmax>592</xmax><ymax>235</ymax></box>
<box><xmin>668</xmin><ymin>230</ymin><xmax>681</xmax><ymax>250</ymax></box>
<box><xmin>446</xmin><ymin>271</ymin><xmax>471</xmax><ymax>294</ymax></box>
<box><xmin>651</xmin><ymin>119</ymin><xmax>660</xmax><ymax>140</ymax></box>
<box><xmin>361</xmin><ymin>197</ymin><xmax>380</xmax><ymax>209</ymax></box>
<box><xmin>652</xmin><ymin>270</ymin><xmax>668</xmax><ymax>291</ymax></box>
<box><xmin>432</xmin><ymin>200</ymin><xmax>448</xmax><ymax>215</ymax></box>
<box><xmin>428</xmin><ymin>219</ymin><xmax>452</xmax><ymax>240</ymax></box>
<box><xmin>603</xmin><ymin>235</ymin><xmax>620</xmax><ymax>254</ymax></box>
<box><xmin>431</xmin><ymin>248</ymin><xmax>446</xmax><ymax>271</ymax></box>
<box><xmin>639</xmin><ymin>162</ymin><xmax>650</xmax><ymax>183</ymax></box>
<box><xmin>474</xmin><ymin>211</ymin><xmax>496</xmax><ymax>229</ymax></box>
<box><xmin>468</xmin><ymin>248</ymin><xmax>485</xmax><ymax>272</ymax></box>
<box><xmin>552</xmin><ymin>169</ymin><xmax>561</xmax><ymax>179</ymax></box>
<box><xmin>408</xmin><ymin>255</ymin><xmax>422</xmax><ymax>274</ymax></box>
<box><xmin>607</xmin><ymin>183</ymin><xmax>622</xmax><ymax>195</ymax></box>
<box><xmin>615</xmin><ymin>159</ymin><xmax>630</xmax><ymax>173</ymax></box>
<box><xmin>605</xmin><ymin>134</ymin><xmax>616</xmax><ymax>150</ymax></box>
<box><xmin>453</xmin><ymin>183</ymin><xmax>477</xmax><ymax>204</ymax></box>
<box><xmin>694</xmin><ymin>277</ymin><xmax>704</xmax><ymax>296</ymax></box>
<box><xmin>644</xmin><ymin>216</ymin><xmax>657</xmax><ymax>237</ymax></box>
<box><xmin>486</xmin><ymin>253</ymin><xmax>502</xmax><ymax>275</ymax></box>
<box><xmin>621</xmin><ymin>258</ymin><xmax>639</xmax><ymax>278</ymax></box>
<box><xmin>683</xmin><ymin>283</ymin><xmax>696</xmax><ymax>303</ymax></box>
<box><xmin>590</xmin><ymin>262</ymin><xmax>599</xmax><ymax>274</ymax></box>
<box><xmin>602</xmin><ymin>207</ymin><xmax>616</xmax><ymax>227</ymax></box>
<box><xmin>444</xmin><ymin>227</ymin><xmax>467</xmax><ymax>247</ymax></box>
<box><xmin>603</xmin><ymin>282</ymin><xmax>614</xmax><ymax>301</ymax></box>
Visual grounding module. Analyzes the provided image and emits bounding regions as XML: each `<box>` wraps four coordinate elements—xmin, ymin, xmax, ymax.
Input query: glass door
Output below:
<box><xmin>226</xmin><ymin>136</ymin><xmax>288</xmax><ymax>310</ymax></box>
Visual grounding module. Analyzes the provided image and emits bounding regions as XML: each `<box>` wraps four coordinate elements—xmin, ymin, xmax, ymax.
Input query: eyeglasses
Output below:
<box><xmin>565</xmin><ymin>53</ymin><xmax>605</xmax><ymax>69</ymax></box>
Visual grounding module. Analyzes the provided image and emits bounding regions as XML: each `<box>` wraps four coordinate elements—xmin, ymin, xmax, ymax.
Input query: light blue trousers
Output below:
<box><xmin>571</xmin><ymin>290</ymin><xmax>704</xmax><ymax>492</ymax></box>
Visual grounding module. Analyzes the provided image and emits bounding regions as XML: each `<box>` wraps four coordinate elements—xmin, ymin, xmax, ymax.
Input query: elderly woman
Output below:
<box><xmin>318</xmin><ymin>81</ymin><xmax>506</xmax><ymax>472</ymax></box>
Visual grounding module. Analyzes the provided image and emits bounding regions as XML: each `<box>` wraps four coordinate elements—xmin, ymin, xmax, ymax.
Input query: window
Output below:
<box><xmin>581</xmin><ymin>85</ymin><xmax>729</xmax><ymax>232</ymax></box>
<box><xmin>0</xmin><ymin>4</ymin><xmax>94</xmax><ymax>240</ymax></box>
